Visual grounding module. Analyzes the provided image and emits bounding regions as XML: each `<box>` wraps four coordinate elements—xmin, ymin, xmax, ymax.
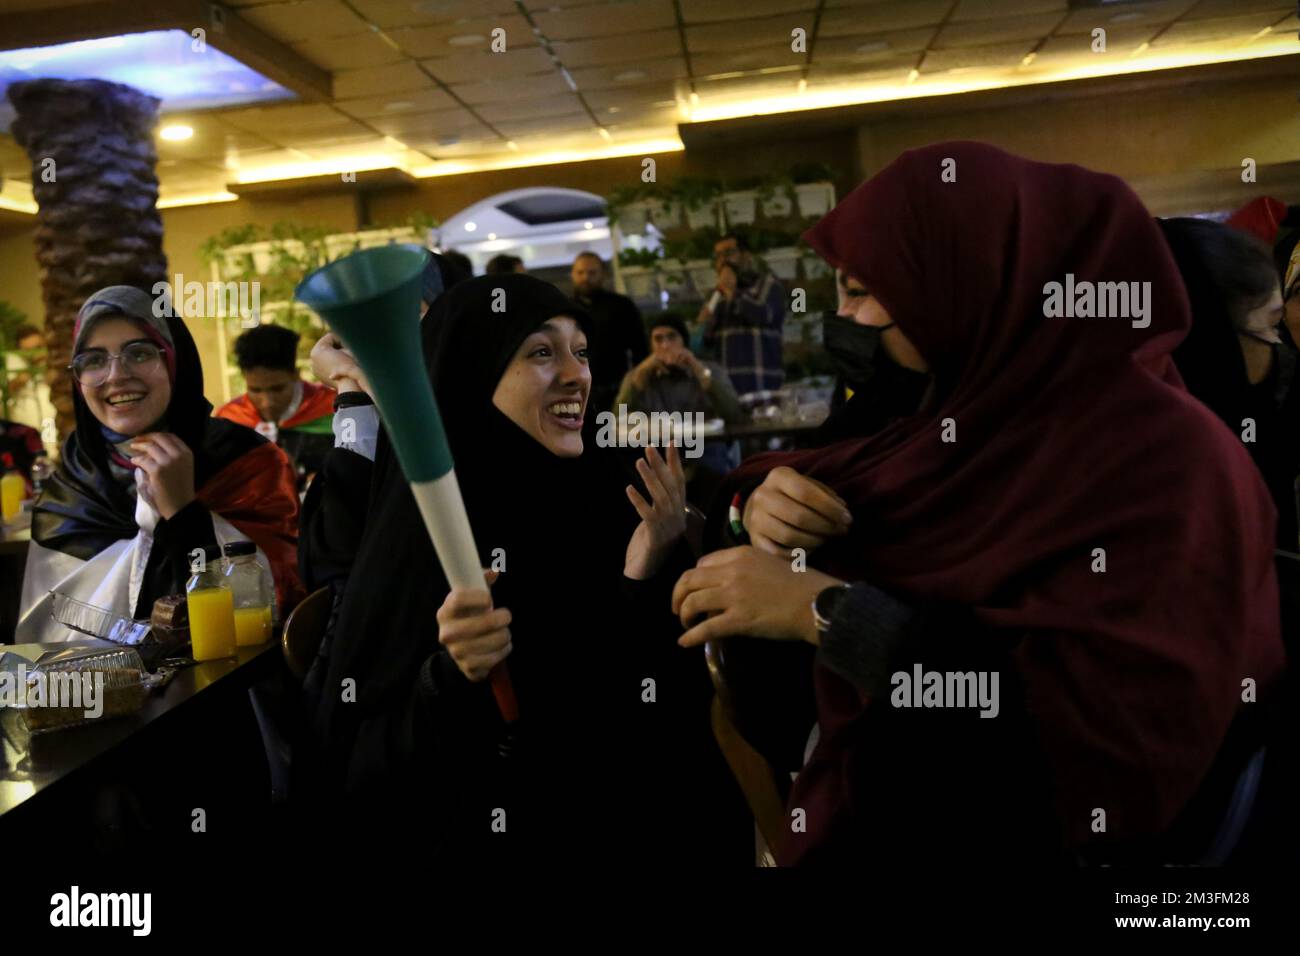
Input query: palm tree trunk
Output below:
<box><xmin>7</xmin><ymin>79</ymin><xmax>168</xmax><ymax>444</ymax></box>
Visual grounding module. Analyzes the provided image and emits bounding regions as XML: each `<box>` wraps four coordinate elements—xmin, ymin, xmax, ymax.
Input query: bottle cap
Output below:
<box><xmin>222</xmin><ymin>540</ymin><xmax>257</xmax><ymax>558</ymax></box>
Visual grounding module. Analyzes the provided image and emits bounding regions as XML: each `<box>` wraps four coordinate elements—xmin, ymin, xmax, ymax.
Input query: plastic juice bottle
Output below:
<box><xmin>222</xmin><ymin>540</ymin><xmax>274</xmax><ymax>646</ymax></box>
<box><xmin>1</xmin><ymin>453</ymin><xmax>24</xmax><ymax>522</ymax></box>
<box><xmin>186</xmin><ymin>545</ymin><xmax>237</xmax><ymax>661</ymax></box>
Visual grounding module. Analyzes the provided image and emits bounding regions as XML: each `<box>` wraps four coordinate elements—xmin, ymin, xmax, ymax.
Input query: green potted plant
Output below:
<box><xmin>643</xmin><ymin>181</ymin><xmax>681</xmax><ymax>231</ymax></box>
<box><xmin>796</xmin><ymin>237</ymin><xmax>833</xmax><ymax>280</ymax></box>
<box><xmin>758</xmin><ymin>226</ymin><xmax>801</xmax><ymax>280</ymax></box>
<box><xmin>757</xmin><ymin>173</ymin><xmax>796</xmax><ymax>219</ymax></box>
<box><xmin>617</xmin><ymin>246</ymin><xmax>662</xmax><ymax>299</ymax></box>
<box><xmin>789</xmin><ymin>162</ymin><xmax>836</xmax><ymax>218</ymax></box>
<box><xmin>675</xmin><ymin>175</ymin><xmax>723</xmax><ymax>231</ymax></box>
<box><xmin>605</xmin><ymin>183</ymin><xmax>650</xmax><ymax>236</ymax></box>
<box><xmin>722</xmin><ymin>174</ymin><xmax>764</xmax><ymax>227</ymax></box>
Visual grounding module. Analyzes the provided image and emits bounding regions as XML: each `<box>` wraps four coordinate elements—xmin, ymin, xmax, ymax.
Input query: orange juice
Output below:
<box><xmin>188</xmin><ymin>586</ymin><xmax>236</xmax><ymax>661</ymax></box>
<box><xmin>1</xmin><ymin>471</ymin><xmax>23</xmax><ymax>522</ymax></box>
<box><xmin>234</xmin><ymin>605</ymin><xmax>273</xmax><ymax>646</ymax></box>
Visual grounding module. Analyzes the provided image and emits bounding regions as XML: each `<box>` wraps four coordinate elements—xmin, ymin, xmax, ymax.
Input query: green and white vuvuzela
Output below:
<box><xmin>295</xmin><ymin>245</ymin><xmax>518</xmax><ymax>723</ymax></box>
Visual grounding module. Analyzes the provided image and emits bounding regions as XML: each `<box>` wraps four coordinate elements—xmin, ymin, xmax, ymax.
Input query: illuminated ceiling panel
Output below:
<box><xmin>0</xmin><ymin>30</ymin><xmax>295</xmax><ymax>132</ymax></box>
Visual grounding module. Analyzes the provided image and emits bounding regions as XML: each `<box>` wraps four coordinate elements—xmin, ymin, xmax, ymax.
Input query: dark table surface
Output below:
<box><xmin>0</xmin><ymin>641</ymin><xmax>279</xmax><ymax>819</ymax></box>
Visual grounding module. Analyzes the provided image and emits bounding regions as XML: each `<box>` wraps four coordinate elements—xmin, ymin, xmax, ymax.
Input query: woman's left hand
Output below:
<box><xmin>130</xmin><ymin>432</ymin><xmax>196</xmax><ymax>520</ymax></box>
<box><xmin>671</xmin><ymin>545</ymin><xmax>844</xmax><ymax>648</ymax></box>
<box><xmin>624</xmin><ymin>444</ymin><xmax>686</xmax><ymax>580</ymax></box>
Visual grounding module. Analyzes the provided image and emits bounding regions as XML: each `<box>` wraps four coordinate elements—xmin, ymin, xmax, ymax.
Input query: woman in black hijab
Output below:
<box><xmin>297</xmin><ymin>273</ymin><xmax>739</xmax><ymax>865</ymax></box>
<box><xmin>20</xmin><ymin>286</ymin><xmax>302</xmax><ymax>639</ymax></box>
<box><xmin>1160</xmin><ymin>217</ymin><xmax>1300</xmax><ymax>550</ymax></box>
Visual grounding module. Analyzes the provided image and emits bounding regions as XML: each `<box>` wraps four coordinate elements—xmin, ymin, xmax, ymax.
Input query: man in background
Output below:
<box><xmin>616</xmin><ymin>311</ymin><xmax>743</xmax><ymax>501</ymax></box>
<box><xmin>571</xmin><ymin>250</ymin><xmax>648</xmax><ymax>412</ymax></box>
<box><xmin>485</xmin><ymin>253</ymin><xmax>526</xmax><ymax>275</ymax></box>
<box><xmin>215</xmin><ymin>324</ymin><xmax>335</xmax><ymax>488</ymax></box>
<box><xmin>699</xmin><ymin>233</ymin><xmax>786</xmax><ymax>394</ymax></box>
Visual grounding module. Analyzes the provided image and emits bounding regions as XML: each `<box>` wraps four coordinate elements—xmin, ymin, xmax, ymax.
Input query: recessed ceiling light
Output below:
<box><xmin>584</xmin><ymin>221</ymin><xmax>593</xmax><ymax>229</ymax></box>
<box><xmin>448</xmin><ymin>34</ymin><xmax>486</xmax><ymax>46</ymax></box>
<box><xmin>159</xmin><ymin>124</ymin><xmax>193</xmax><ymax>141</ymax></box>
<box><xmin>464</xmin><ymin>221</ymin><xmax>477</xmax><ymax>232</ymax></box>
<box><xmin>856</xmin><ymin>41</ymin><xmax>890</xmax><ymax>54</ymax></box>
<box><xmin>607</xmin><ymin>106</ymin><xmax>620</xmax><ymax>113</ymax></box>
<box><xmin>488</xmin><ymin>232</ymin><xmax>496</xmax><ymax>240</ymax></box>
<box><xmin>614</xmin><ymin>70</ymin><xmax>645</xmax><ymax>82</ymax></box>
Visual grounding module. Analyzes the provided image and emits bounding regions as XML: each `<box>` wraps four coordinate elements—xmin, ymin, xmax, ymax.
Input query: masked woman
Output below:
<box><xmin>19</xmin><ymin>286</ymin><xmax>303</xmax><ymax>640</ymax></box>
<box><xmin>296</xmin><ymin>273</ymin><xmax>740</xmax><ymax>866</ymax></box>
<box><xmin>674</xmin><ymin>142</ymin><xmax>1286</xmax><ymax>865</ymax></box>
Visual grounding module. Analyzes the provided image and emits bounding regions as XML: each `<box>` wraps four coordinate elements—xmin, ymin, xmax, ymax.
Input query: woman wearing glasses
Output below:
<box><xmin>17</xmin><ymin>286</ymin><xmax>304</xmax><ymax>641</ymax></box>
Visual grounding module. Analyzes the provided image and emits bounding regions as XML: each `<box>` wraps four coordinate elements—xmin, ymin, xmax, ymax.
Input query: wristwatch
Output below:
<box><xmin>812</xmin><ymin>583</ymin><xmax>853</xmax><ymax>634</ymax></box>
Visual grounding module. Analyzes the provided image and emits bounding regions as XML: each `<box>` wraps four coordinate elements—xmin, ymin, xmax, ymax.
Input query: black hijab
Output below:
<box><xmin>317</xmin><ymin>275</ymin><xmax>650</xmax><ymax>784</ymax></box>
<box><xmin>1161</xmin><ymin>217</ymin><xmax>1300</xmax><ymax>548</ymax></box>
<box><xmin>34</xmin><ymin>297</ymin><xmax>263</xmax><ymax>563</ymax></box>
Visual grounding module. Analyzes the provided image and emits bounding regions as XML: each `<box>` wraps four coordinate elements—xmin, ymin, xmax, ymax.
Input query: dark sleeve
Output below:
<box><xmin>298</xmin><ymin>393</ymin><xmax>376</xmax><ymax>592</ymax></box>
<box><xmin>621</xmin><ymin>538</ymin><xmax>713</xmax><ymax>707</ymax></box>
<box><xmin>818</xmin><ymin>582</ymin><xmax>933</xmax><ymax>697</ymax></box>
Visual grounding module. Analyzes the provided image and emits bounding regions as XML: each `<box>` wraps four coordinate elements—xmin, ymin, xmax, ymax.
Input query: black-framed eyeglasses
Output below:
<box><xmin>68</xmin><ymin>342</ymin><xmax>162</xmax><ymax>387</ymax></box>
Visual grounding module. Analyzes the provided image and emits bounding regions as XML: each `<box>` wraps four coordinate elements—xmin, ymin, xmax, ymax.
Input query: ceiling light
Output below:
<box><xmin>1130</xmin><ymin>41</ymin><xmax>1150</xmax><ymax>58</ymax></box>
<box><xmin>1021</xmin><ymin>52</ymin><xmax>1037</xmax><ymax>67</ymax></box>
<box><xmin>614</xmin><ymin>70</ymin><xmax>646</xmax><ymax>82</ymax></box>
<box><xmin>798</xmin><ymin>78</ymin><xmax>807</xmax><ymax>93</ymax></box>
<box><xmin>384</xmin><ymin>101</ymin><xmax>414</xmax><ymax>112</ymax></box>
<box><xmin>488</xmin><ymin>232</ymin><xmax>496</xmax><ymax>240</ymax></box>
<box><xmin>506</xmin><ymin>140</ymin><xmax>519</xmax><ymax>151</ymax></box>
<box><xmin>598</xmin><ymin>128</ymin><xmax>612</xmax><ymax>141</ymax></box>
<box><xmin>584</xmin><ymin>221</ymin><xmax>593</xmax><ymax>229</ymax></box>
<box><xmin>608</xmin><ymin>106</ymin><xmax>620</xmax><ymax>113</ymax></box>
<box><xmin>160</xmin><ymin>124</ymin><xmax>193</xmax><ymax>141</ymax></box>
<box><xmin>447</xmin><ymin>34</ymin><xmax>486</xmax><ymax>46</ymax></box>
<box><xmin>907</xmin><ymin>68</ymin><xmax>920</xmax><ymax>84</ymax></box>
<box><xmin>464</xmin><ymin>221</ymin><xmax>477</xmax><ymax>232</ymax></box>
<box><xmin>689</xmin><ymin>92</ymin><xmax>700</xmax><ymax>106</ymax></box>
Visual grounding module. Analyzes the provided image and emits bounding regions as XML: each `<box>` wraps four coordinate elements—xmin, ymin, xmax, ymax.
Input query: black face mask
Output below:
<box><xmin>822</xmin><ymin>312</ymin><xmax>895</xmax><ymax>389</ymax></box>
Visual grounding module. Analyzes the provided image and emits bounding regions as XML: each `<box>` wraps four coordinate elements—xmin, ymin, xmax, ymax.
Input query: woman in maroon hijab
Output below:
<box><xmin>672</xmin><ymin>142</ymin><xmax>1285</xmax><ymax>864</ymax></box>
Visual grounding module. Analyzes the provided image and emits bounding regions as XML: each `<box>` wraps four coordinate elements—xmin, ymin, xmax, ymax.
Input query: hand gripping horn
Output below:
<box><xmin>296</xmin><ymin>245</ymin><xmax>519</xmax><ymax>728</ymax></box>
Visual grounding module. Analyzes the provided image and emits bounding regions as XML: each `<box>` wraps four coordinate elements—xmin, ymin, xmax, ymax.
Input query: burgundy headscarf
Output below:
<box><xmin>741</xmin><ymin>142</ymin><xmax>1284</xmax><ymax>858</ymax></box>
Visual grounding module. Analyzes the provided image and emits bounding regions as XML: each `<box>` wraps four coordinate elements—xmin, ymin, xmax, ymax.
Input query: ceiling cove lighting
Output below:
<box><xmin>686</xmin><ymin>37</ymin><xmax>1300</xmax><ymax>124</ymax></box>
<box><xmin>157</xmin><ymin>190</ymin><xmax>239</xmax><ymax>209</ymax></box>
<box><xmin>0</xmin><ymin>181</ymin><xmax>37</xmax><ymax>214</ymax></box>
<box><xmin>408</xmin><ymin>137</ymin><xmax>684</xmax><ymax>178</ymax></box>
<box><xmin>0</xmin><ymin>30</ymin><xmax>295</xmax><ymax>133</ymax></box>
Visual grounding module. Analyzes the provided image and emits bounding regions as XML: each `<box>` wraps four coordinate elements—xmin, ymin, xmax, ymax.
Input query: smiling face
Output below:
<box><xmin>838</xmin><ymin>272</ymin><xmax>929</xmax><ymax>373</ymax></box>
<box><xmin>77</xmin><ymin>317</ymin><xmax>171</xmax><ymax>437</ymax></box>
<box><xmin>491</xmin><ymin>316</ymin><xmax>591</xmax><ymax>457</ymax></box>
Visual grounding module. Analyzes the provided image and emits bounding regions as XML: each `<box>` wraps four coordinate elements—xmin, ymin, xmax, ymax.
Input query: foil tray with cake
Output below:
<box><xmin>0</xmin><ymin>641</ymin><xmax>168</xmax><ymax>736</ymax></box>
<box><xmin>47</xmin><ymin>591</ymin><xmax>193</xmax><ymax>670</ymax></box>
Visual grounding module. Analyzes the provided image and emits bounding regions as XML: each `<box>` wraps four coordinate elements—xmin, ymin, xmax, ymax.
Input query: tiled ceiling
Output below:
<box><xmin>0</xmin><ymin>0</ymin><xmax>1295</xmax><ymax>205</ymax></box>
